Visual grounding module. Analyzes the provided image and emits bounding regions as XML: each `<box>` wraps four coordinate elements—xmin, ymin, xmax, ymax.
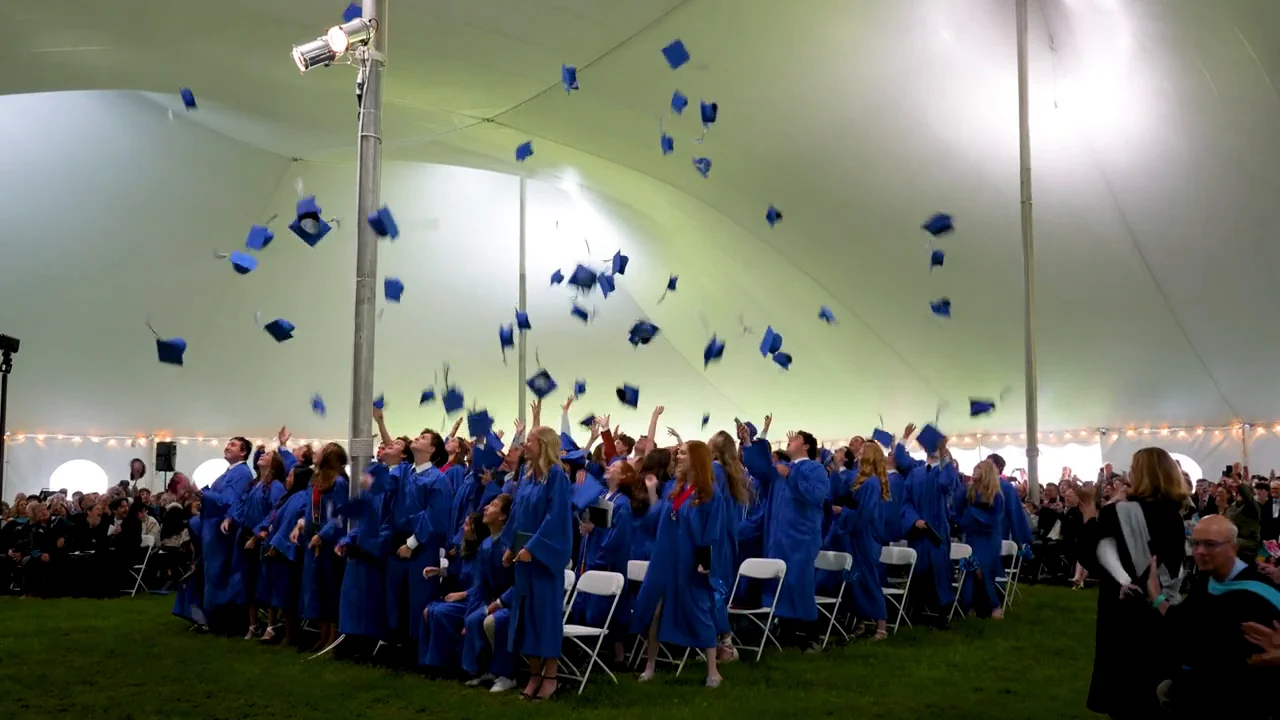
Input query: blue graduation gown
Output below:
<box><xmin>822</xmin><ymin>471</ymin><xmax>887</xmax><ymax>621</ymax></box>
<box><xmin>902</xmin><ymin>462</ymin><xmax>960</xmax><ymax>606</ymax></box>
<box><xmin>199</xmin><ymin>462</ymin><xmax>254</xmax><ymax>612</ymax></box>
<box><xmin>999</xmin><ymin>479</ymin><xmax>1033</xmax><ymax>547</ymax></box>
<box><xmin>462</xmin><ymin>535</ymin><xmax>515</xmax><ymax>678</ymax></box>
<box><xmin>256</xmin><ymin>491</ymin><xmax>307</xmax><ymax>611</ymax></box>
<box><xmin>385</xmin><ymin>463</ymin><xmax>450</xmax><ymax>642</ymax></box>
<box><xmin>954</xmin><ymin>487</ymin><xmax>1005</xmax><ymax>612</ymax></box>
<box><xmin>420</xmin><ymin>548</ymin><xmax>480</xmax><ymax>668</ymax></box>
<box><xmin>574</xmin><ymin>491</ymin><xmax>634</xmax><ymax>632</ymax></box>
<box><xmin>232</xmin><ymin>478</ymin><xmax>284</xmax><ymax>605</ymax></box>
<box><xmin>172</xmin><ymin>516</ymin><xmax>205</xmax><ymax>622</ymax></box>
<box><xmin>300</xmin><ymin>479</ymin><xmax>349</xmax><ymax>621</ymax></box>
<box><xmin>444</xmin><ymin>464</ymin><xmax>467</xmax><ymax>500</ymax></box>
<box><xmin>629</xmin><ymin>488</ymin><xmax>723</xmax><ymax>649</ymax></box>
<box><xmin>743</xmin><ymin>442</ymin><xmax>827</xmax><ymax>622</ymax></box>
<box><xmin>451</xmin><ymin>471</ymin><xmax>486</xmax><ymax>547</ymax></box>
<box><xmin>710</xmin><ymin>463</ymin><xmax>742</xmax><ymax>634</ymax></box>
<box><xmin>501</xmin><ymin>464</ymin><xmax>573</xmax><ymax>659</ymax></box>
<box><xmin>338</xmin><ymin>487</ymin><xmax>392</xmax><ymax>638</ymax></box>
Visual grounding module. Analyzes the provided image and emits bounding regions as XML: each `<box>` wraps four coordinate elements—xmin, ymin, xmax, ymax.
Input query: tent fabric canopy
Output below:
<box><xmin>2</xmin><ymin>0</ymin><xmax>1278</xmax><ymax>440</ymax></box>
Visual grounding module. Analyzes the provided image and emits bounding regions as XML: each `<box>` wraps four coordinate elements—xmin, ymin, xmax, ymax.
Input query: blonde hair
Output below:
<box><xmin>969</xmin><ymin>460</ymin><xmax>1000</xmax><ymax>504</ymax></box>
<box><xmin>855</xmin><ymin>442</ymin><xmax>891</xmax><ymax>501</ymax></box>
<box><xmin>525</xmin><ymin>426</ymin><xmax>563</xmax><ymax>481</ymax></box>
<box><xmin>1128</xmin><ymin>447</ymin><xmax>1190</xmax><ymax>503</ymax></box>
<box><xmin>708</xmin><ymin>431</ymin><xmax>751</xmax><ymax>505</ymax></box>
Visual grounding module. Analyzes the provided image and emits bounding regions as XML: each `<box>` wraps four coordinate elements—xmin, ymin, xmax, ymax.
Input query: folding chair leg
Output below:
<box><xmin>307</xmin><ymin>633</ymin><xmax>345</xmax><ymax>660</ymax></box>
<box><xmin>674</xmin><ymin>648</ymin><xmax>691</xmax><ymax>677</ymax></box>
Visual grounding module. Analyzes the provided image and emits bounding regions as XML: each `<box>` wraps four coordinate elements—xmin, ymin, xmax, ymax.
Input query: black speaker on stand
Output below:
<box><xmin>156</xmin><ymin>441</ymin><xmax>177</xmax><ymax>472</ymax></box>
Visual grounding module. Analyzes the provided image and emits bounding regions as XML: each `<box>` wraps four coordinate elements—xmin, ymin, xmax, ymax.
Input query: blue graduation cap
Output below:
<box><xmin>228</xmin><ymin>251</ymin><xmax>257</xmax><ymax>275</ymax></box>
<box><xmin>598</xmin><ymin>273</ymin><xmax>616</xmax><ymax>298</ymax></box>
<box><xmin>384</xmin><ymin>277</ymin><xmax>404</xmax><ymax>303</ymax></box>
<box><xmin>759</xmin><ymin>326</ymin><xmax>783</xmax><ymax>356</ymax></box>
<box><xmin>766</xmin><ymin>205</ymin><xmax>783</xmax><ymax>227</ymax></box>
<box><xmin>420</xmin><ymin>388</ymin><xmax>436</xmax><ymax>406</ymax></box>
<box><xmin>704</xmin><ymin>335</ymin><xmax>725</xmax><ymax>367</ymax></box>
<box><xmin>342</xmin><ymin>2</ymin><xmax>361</xmax><ymax>22</ymax></box>
<box><xmin>743</xmin><ymin>421</ymin><xmax>758</xmax><ymax>440</ymax></box>
<box><xmin>872</xmin><ymin>428</ymin><xmax>894</xmax><ymax>449</ymax></box>
<box><xmin>179</xmin><ymin>87</ymin><xmax>196</xmax><ymax>110</ymax></box>
<box><xmin>662</xmin><ymin>39</ymin><xmax>690</xmax><ymax>70</ymax></box>
<box><xmin>550</xmin><ymin>269</ymin><xmax>565</xmax><ymax>286</ymax></box>
<box><xmin>560</xmin><ymin>432</ymin><xmax>579</xmax><ymax>452</ymax></box>
<box><xmin>367</xmin><ymin>205</ymin><xmax>399</xmax><ymax>239</ymax></box>
<box><xmin>616</xmin><ymin>384</ymin><xmax>640</xmax><ymax>408</ymax></box>
<box><xmin>155</xmin><ymin>335</ymin><xmax>187</xmax><ymax>366</ymax></box>
<box><xmin>628</xmin><ymin>320</ymin><xmax>660</xmax><ymax>346</ymax></box>
<box><xmin>922</xmin><ymin>212</ymin><xmax>954</xmax><ymax>237</ymax></box>
<box><xmin>527</xmin><ymin>368</ymin><xmax>558</xmax><ymax>399</ymax></box>
<box><xmin>515</xmin><ymin>310</ymin><xmax>532</xmax><ymax>331</ymax></box>
<box><xmin>916</xmin><ymin>424</ymin><xmax>946</xmax><ymax>454</ymax></box>
<box><xmin>969</xmin><ymin>398</ymin><xmax>997</xmax><ymax>417</ymax></box>
<box><xmin>773</xmin><ymin>352</ymin><xmax>793</xmax><ymax>370</ymax></box>
<box><xmin>245</xmin><ymin>224</ymin><xmax>274</xmax><ymax>251</ymax></box>
<box><xmin>819</xmin><ymin>307</ymin><xmax>836</xmax><ymax>324</ymax></box>
<box><xmin>700</xmin><ymin>101</ymin><xmax>718</xmax><ymax>127</ymax></box>
<box><xmin>485</xmin><ymin>430</ymin><xmax>505</xmax><ymax>453</ymax></box>
<box><xmin>443</xmin><ymin>386</ymin><xmax>465</xmax><ymax>415</ymax></box>
<box><xmin>499</xmin><ymin>324</ymin><xmax>515</xmax><ymax>358</ymax></box>
<box><xmin>467</xmin><ymin>409</ymin><xmax>494</xmax><ymax>439</ymax></box>
<box><xmin>311</xmin><ymin>393</ymin><xmax>327</xmax><ymax>416</ymax></box>
<box><xmin>568</xmin><ymin>264</ymin><xmax>597</xmax><ymax>292</ymax></box>
<box><xmin>561</xmin><ymin>64</ymin><xmax>579</xmax><ymax>93</ymax></box>
<box><xmin>289</xmin><ymin>196</ymin><xmax>332</xmax><ymax>247</ymax></box>
<box><xmin>930</xmin><ymin>298</ymin><xmax>952</xmax><ymax>318</ymax></box>
<box><xmin>660</xmin><ymin>132</ymin><xmax>675</xmax><ymax>155</ymax></box>
<box><xmin>263</xmin><ymin>318</ymin><xmax>296</xmax><ymax>343</ymax></box>
<box><xmin>671</xmin><ymin>90</ymin><xmax>689</xmax><ymax>114</ymax></box>
<box><xmin>515</xmin><ymin>141</ymin><xmax>534</xmax><ymax>162</ymax></box>
<box><xmin>692</xmin><ymin>157</ymin><xmax>712</xmax><ymax>178</ymax></box>
<box><xmin>370</xmin><ymin>395</ymin><xmax>385</xmax><ymax>411</ymax></box>
<box><xmin>572</xmin><ymin>474</ymin><xmax>605</xmax><ymax>512</ymax></box>
<box><xmin>570</xmin><ymin>303</ymin><xmax>590</xmax><ymax>323</ymax></box>
<box><xmin>612</xmin><ymin>250</ymin><xmax>630</xmax><ymax>275</ymax></box>
<box><xmin>574</xmin><ymin>379</ymin><xmax>587</xmax><ymax>396</ymax></box>
<box><xmin>475</xmin><ymin>438</ymin><xmax>504</xmax><ymax>472</ymax></box>
<box><xmin>931</xmin><ymin>248</ymin><xmax>946</xmax><ymax>269</ymax></box>
<box><xmin>702</xmin><ymin>412</ymin><xmax>711</xmax><ymax>428</ymax></box>
<box><xmin>667</xmin><ymin>275</ymin><xmax>678</xmax><ymax>291</ymax></box>
<box><xmin>579</xmin><ymin>413</ymin><xmax>595</xmax><ymax>429</ymax></box>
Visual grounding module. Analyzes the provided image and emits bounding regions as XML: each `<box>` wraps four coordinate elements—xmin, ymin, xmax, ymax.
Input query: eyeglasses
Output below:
<box><xmin>1190</xmin><ymin>539</ymin><xmax>1230</xmax><ymax>550</ymax></box>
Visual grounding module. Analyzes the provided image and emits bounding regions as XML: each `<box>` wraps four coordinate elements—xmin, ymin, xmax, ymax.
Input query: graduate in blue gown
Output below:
<box><xmin>171</xmin><ymin>510</ymin><xmax>204</xmax><ymax>625</ymax></box>
<box><xmin>420</xmin><ymin>510</ymin><xmax>487</xmax><ymax>671</ymax></box>
<box><xmin>573</xmin><ymin>456</ymin><xmax>637</xmax><ymax>665</ymax></box>
<box><xmin>254</xmin><ymin>464</ymin><xmax>310</xmax><ymax>644</ymax></box>
<box><xmin>630</xmin><ymin>448</ymin><xmax>673</xmax><ymax>562</ymax></box>
<box><xmin>987</xmin><ymin>453</ymin><xmax>1033</xmax><ymax>548</ymax></box>
<box><xmin>235</xmin><ymin>448</ymin><xmax>286</xmax><ymax>638</ymax></box>
<box><xmin>741</xmin><ymin>427</ymin><xmax>828</xmax><ymax>649</ymax></box>
<box><xmin>464</xmin><ymin>494</ymin><xmax>517</xmax><ymax>693</ymax></box>
<box><xmin>199</xmin><ymin>437</ymin><xmax>254</xmax><ymax>630</ymax></box>
<box><xmin>708</xmin><ymin>430</ymin><xmax>752</xmax><ymax>663</ymax></box>
<box><xmin>335</xmin><ymin>459</ymin><xmax>394</xmax><ymax>653</ymax></box>
<box><xmin>954</xmin><ymin>460</ymin><xmax>1007</xmax><ymax>619</ymax></box>
<box><xmin>902</xmin><ymin>437</ymin><xmax>960</xmax><ymax>627</ymax></box>
<box><xmin>384</xmin><ymin>429</ymin><xmax>448</xmax><ymax>649</ymax></box>
<box><xmin>631</xmin><ymin>440</ymin><xmax>724</xmax><ymax>688</ymax></box>
<box><xmin>298</xmin><ymin>442</ymin><xmax>350</xmax><ymax>651</ymax></box>
<box><xmin>825</xmin><ymin>442</ymin><xmax>890</xmax><ymax>639</ymax></box>
<box><xmin>498</xmin><ymin>426</ymin><xmax>573</xmax><ymax>702</ymax></box>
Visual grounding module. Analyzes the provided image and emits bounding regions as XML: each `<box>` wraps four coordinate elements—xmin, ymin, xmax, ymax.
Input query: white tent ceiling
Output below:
<box><xmin>2</xmin><ymin>0</ymin><xmax>1279</xmax><ymax>442</ymax></box>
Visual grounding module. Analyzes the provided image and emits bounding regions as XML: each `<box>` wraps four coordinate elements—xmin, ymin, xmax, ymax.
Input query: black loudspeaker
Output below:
<box><xmin>155</xmin><ymin>441</ymin><xmax>178</xmax><ymax>473</ymax></box>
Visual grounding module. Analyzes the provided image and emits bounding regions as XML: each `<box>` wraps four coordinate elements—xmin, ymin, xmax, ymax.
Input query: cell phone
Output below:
<box><xmin>1224</xmin><ymin>465</ymin><xmax>1235</xmax><ymax>478</ymax></box>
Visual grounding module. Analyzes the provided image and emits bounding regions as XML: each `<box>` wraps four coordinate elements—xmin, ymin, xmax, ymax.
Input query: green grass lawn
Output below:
<box><xmin>0</xmin><ymin>585</ymin><xmax>1098</xmax><ymax>720</ymax></box>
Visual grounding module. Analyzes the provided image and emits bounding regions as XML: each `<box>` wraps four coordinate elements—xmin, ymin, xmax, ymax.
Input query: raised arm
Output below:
<box><xmin>448</xmin><ymin>416</ymin><xmax>464</xmax><ymax>439</ymax></box>
<box><xmin>560</xmin><ymin>395</ymin><xmax>575</xmax><ymax>437</ymax></box>
<box><xmin>644</xmin><ymin>405</ymin><xmax>664</xmax><ymax>451</ymax></box>
<box><xmin>372</xmin><ymin>407</ymin><xmax>393</xmax><ymax>446</ymax></box>
<box><xmin>531</xmin><ymin>399</ymin><xmax>542</xmax><ymax>428</ymax></box>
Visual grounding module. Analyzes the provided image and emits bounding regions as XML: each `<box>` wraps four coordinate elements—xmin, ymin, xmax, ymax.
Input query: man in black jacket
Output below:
<box><xmin>1259</xmin><ymin>480</ymin><xmax>1280</xmax><ymax>545</ymax></box>
<box><xmin>104</xmin><ymin>498</ymin><xmax>143</xmax><ymax>592</ymax></box>
<box><xmin>16</xmin><ymin>502</ymin><xmax>61</xmax><ymax>597</ymax></box>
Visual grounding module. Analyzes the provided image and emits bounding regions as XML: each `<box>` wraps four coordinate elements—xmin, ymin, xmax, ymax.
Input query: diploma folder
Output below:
<box><xmin>906</xmin><ymin>522</ymin><xmax>944</xmax><ymax>547</ymax></box>
<box><xmin>511</xmin><ymin>531</ymin><xmax>534</xmax><ymax>555</ymax></box>
<box><xmin>587</xmin><ymin>498</ymin><xmax>614</xmax><ymax>529</ymax></box>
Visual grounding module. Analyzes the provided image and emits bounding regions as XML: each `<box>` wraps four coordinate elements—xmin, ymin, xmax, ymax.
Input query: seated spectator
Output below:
<box><xmin>13</xmin><ymin>501</ymin><xmax>61</xmax><ymax>598</ymax></box>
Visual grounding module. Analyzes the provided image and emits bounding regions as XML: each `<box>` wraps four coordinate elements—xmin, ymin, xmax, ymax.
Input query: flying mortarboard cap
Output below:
<box><xmin>916</xmin><ymin>424</ymin><xmax>946</xmax><ymax>455</ymax></box>
<box><xmin>384</xmin><ymin>277</ymin><xmax>405</xmax><ymax>303</ymax></box>
<box><xmin>467</xmin><ymin>409</ymin><xmax>494</xmax><ymax>439</ymax></box>
<box><xmin>872</xmin><ymin>428</ymin><xmax>894</xmax><ymax>448</ymax></box>
<box><xmin>515</xmin><ymin>141</ymin><xmax>534</xmax><ymax>162</ymax></box>
<box><xmin>692</xmin><ymin>157</ymin><xmax>712</xmax><ymax>178</ymax></box>
<box><xmin>527</xmin><ymin>369</ymin><xmax>558</xmax><ymax>399</ymax></box>
<box><xmin>179</xmin><ymin>87</ymin><xmax>196</xmax><ymax>110</ymax></box>
<box><xmin>485</xmin><ymin>430</ymin><xmax>505</xmax><ymax>453</ymax></box>
<box><xmin>561</xmin><ymin>64</ymin><xmax>579</xmax><ymax>93</ymax></box>
<box><xmin>245</xmin><ymin>224</ymin><xmax>274</xmax><ymax>251</ymax></box>
<box><xmin>700</xmin><ymin>100</ymin><xmax>718</xmax><ymax>127</ymax></box>
<box><xmin>671</xmin><ymin>90</ymin><xmax>689</xmax><ymax>114</ymax></box>
<box><xmin>476</xmin><ymin>441</ymin><xmax>503</xmax><ymax>472</ymax></box>
<box><xmin>571</xmin><ymin>304</ymin><xmax>590</xmax><ymax>323</ymax></box>
<box><xmin>628</xmin><ymin>320</ymin><xmax>660</xmax><ymax>346</ymax></box>
<box><xmin>773</xmin><ymin>352</ymin><xmax>793</xmax><ymax>370</ymax></box>
<box><xmin>667</xmin><ymin>275</ymin><xmax>678</xmax><ymax>291</ymax></box>
<box><xmin>616</xmin><ymin>384</ymin><xmax>639</xmax><ymax>408</ymax></box>
<box><xmin>818</xmin><ymin>307</ymin><xmax>836</xmax><ymax>324</ymax></box>
<box><xmin>571</xmin><ymin>473</ymin><xmax>604</xmax><ymax>511</ymax></box>
<box><xmin>766</xmin><ymin>205</ymin><xmax>783</xmax><ymax>227</ymax></box>
<box><xmin>311</xmin><ymin>394</ymin><xmax>326</xmax><ymax>416</ymax></box>
<box><xmin>820</xmin><ymin>448</ymin><xmax>834</xmax><ymax>465</ymax></box>
<box><xmin>420</xmin><ymin>388</ymin><xmax>436</xmax><ymax>405</ymax></box>
<box><xmin>442</xmin><ymin>386</ymin><xmax>465</xmax><ymax>415</ymax></box>
<box><xmin>372</xmin><ymin>394</ymin><xmax>385</xmax><ymax>410</ymax></box>
<box><xmin>662</xmin><ymin>39</ymin><xmax>690</xmax><ymax>70</ymax></box>
<box><xmin>551</xmin><ymin>269</ymin><xmax>565</xmax><ymax>285</ymax></box>
<box><xmin>579</xmin><ymin>413</ymin><xmax>595</xmax><ymax>429</ymax></box>
<box><xmin>744</xmin><ymin>421</ymin><xmax>757</xmax><ymax>439</ymax></box>
<box><xmin>612</xmin><ymin>250</ymin><xmax>629</xmax><ymax>275</ymax></box>
<box><xmin>702</xmin><ymin>412</ymin><xmax>710</xmax><ymax>428</ymax></box>
<box><xmin>703</xmin><ymin>335</ymin><xmax>725</xmax><ymax>367</ymax></box>
<box><xmin>229</xmin><ymin>251</ymin><xmax>258</xmax><ymax>275</ymax></box>
<box><xmin>574</xmin><ymin>379</ymin><xmax>587</xmax><ymax>396</ymax></box>
<box><xmin>342</xmin><ymin>2</ymin><xmax>362</xmax><ymax>22</ymax></box>
<box><xmin>660</xmin><ymin>132</ymin><xmax>675</xmax><ymax>155</ymax></box>
<box><xmin>499</xmin><ymin>324</ymin><xmax>515</xmax><ymax>356</ymax></box>
<box><xmin>930</xmin><ymin>298</ymin><xmax>952</xmax><ymax>318</ymax></box>
<box><xmin>930</xmin><ymin>248</ymin><xmax>946</xmax><ymax>269</ymax></box>
<box><xmin>969</xmin><ymin>398</ymin><xmax>997</xmax><ymax>417</ymax></box>
<box><xmin>759</xmin><ymin>326</ymin><xmax>783</xmax><ymax>356</ymax></box>
<box><xmin>263</xmin><ymin>318</ymin><xmax>296</xmax><ymax>343</ymax></box>
<box><xmin>367</xmin><ymin>205</ymin><xmax>400</xmax><ymax>239</ymax></box>
<box><xmin>922</xmin><ymin>212</ymin><xmax>954</xmax><ymax>237</ymax></box>
<box><xmin>568</xmin><ymin>264</ymin><xmax>597</xmax><ymax>292</ymax></box>
<box><xmin>515</xmin><ymin>310</ymin><xmax>532</xmax><ymax>331</ymax></box>
<box><xmin>155</xmin><ymin>336</ymin><xmax>187</xmax><ymax>366</ymax></box>
<box><xmin>560</xmin><ymin>432</ymin><xmax>579</xmax><ymax>452</ymax></box>
<box><xmin>289</xmin><ymin>195</ymin><xmax>332</xmax><ymax>247</ymax></box>
<box><xmin>598</xmin><ymin>273</ymin><xmax>616</xmax><ymax>298</ymax></box>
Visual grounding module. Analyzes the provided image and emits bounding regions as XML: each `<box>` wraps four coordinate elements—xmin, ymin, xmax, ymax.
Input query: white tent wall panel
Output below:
<box><xmin>1101</xmin><ymin>431</ymin><xmax>1250</xmax><ymax>481</ymax></box>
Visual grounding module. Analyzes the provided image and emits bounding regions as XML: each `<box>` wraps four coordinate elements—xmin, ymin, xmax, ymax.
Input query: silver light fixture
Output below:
<box><xmin>291</xmin><ymin>18</ymin><xmax>378</xmax><ymax>73</ymax></box>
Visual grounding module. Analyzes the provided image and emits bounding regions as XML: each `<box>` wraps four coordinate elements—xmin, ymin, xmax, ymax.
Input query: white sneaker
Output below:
<box><xmin>489</xmin><ymin>677</ymin><xmax>517</xmax><ymax>693</ymax></box>
<box><xmin>465</xmin><ymin>673</ymin><xmax>495</xmax><ymax>687</ymax></box>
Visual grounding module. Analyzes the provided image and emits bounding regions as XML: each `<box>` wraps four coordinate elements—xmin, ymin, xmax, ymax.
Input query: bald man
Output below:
<box><xmin>1149</xmin><ymin>515</ymin><xmax>1280</xmax><ymax>716</ymax></box>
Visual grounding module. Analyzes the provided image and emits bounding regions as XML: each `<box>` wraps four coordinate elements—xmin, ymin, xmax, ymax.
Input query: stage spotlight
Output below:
<box><xmin>291</xmin><ymin>18</ymin><xmax>378</xmax><ymax>73</ymax></box>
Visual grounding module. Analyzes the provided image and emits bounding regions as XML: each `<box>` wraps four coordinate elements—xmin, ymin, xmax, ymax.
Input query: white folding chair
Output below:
<box><xmin>879</xmin><ymin>545</ymin><xmax>917</xmax><ymax>634</ymax></box>
<box><xmin>559</xmin><ymin>570</ymin><xmax>625</xmax><ymax>695</ymax></box>
<box><xmin>727</xmin><ymin>558</ymin><xmax>787</xmax><ymax>661</ymax></box>
<box><xmin>996</xmin><ymin>540</ymin><xmax>1023</xmax><ymax>611</ymax></box>
<box><xmin>948</xmin><ymin>543</ymin><xmax>972</xmax><ymax>622</ymax></box>
<box><xmin>624</xmin><ymin>560</ymin><xmax>685</xmax><ymax>672</ymax></box>
<box><xmin>128</xmin><ymin>535</ymin><xmax>157</xmax><ymax>596</ymax></box>
<box><xmin>563</xmin><ymin>568</ymin><xmax>577</xmax><ymax>613</ymax></box>
<box><xmin>814</xmin><ymin>551</ymin><xmax>853</xmax><ymax>649</ymax></box>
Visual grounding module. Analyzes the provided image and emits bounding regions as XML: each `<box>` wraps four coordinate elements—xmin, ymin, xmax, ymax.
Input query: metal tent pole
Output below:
<box><xmin>517</xmin><ymin>178</ymin><xmax>529</xmax><ymax>426</ymax></box>
<box><xmin>1016</xmin><ymin>0</ymin><xmax>1041</xmax><ymax>504</ymax></box>
<box><xmin>347</xmin><ymin>0</ymin><xmax>387</xmax><ymax>497</ymax></box>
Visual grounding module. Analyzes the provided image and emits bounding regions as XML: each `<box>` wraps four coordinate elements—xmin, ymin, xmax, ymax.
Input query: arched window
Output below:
<box><xmin>193</xmin><ymin>459</ymin><xmax>230</xmax><ymax>488</ymax></box>
<box><xmin>49</xmin><ymin>459</ymin><xmax>110</xmax><ymax>495</ymax></box>
<box><xmin>1167</xmin><ymin>453</ymin><xmax>1203</xmax><ymax>483</ymax></box>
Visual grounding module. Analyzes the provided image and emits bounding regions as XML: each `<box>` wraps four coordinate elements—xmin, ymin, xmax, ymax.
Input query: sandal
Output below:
<box><xmin>871</xmin><ymin>629</ymin><xmax>888</xmax><ymax>642</ymax></box>
<box><xmin>520</xmin><ymin>674</ymin><xmax>543</xmax><ymax>701</ymax></box>
<box><xmin>533</xmin><ymin>675</ymin><xmax>558</xmax><ymax>702</ymax></box>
